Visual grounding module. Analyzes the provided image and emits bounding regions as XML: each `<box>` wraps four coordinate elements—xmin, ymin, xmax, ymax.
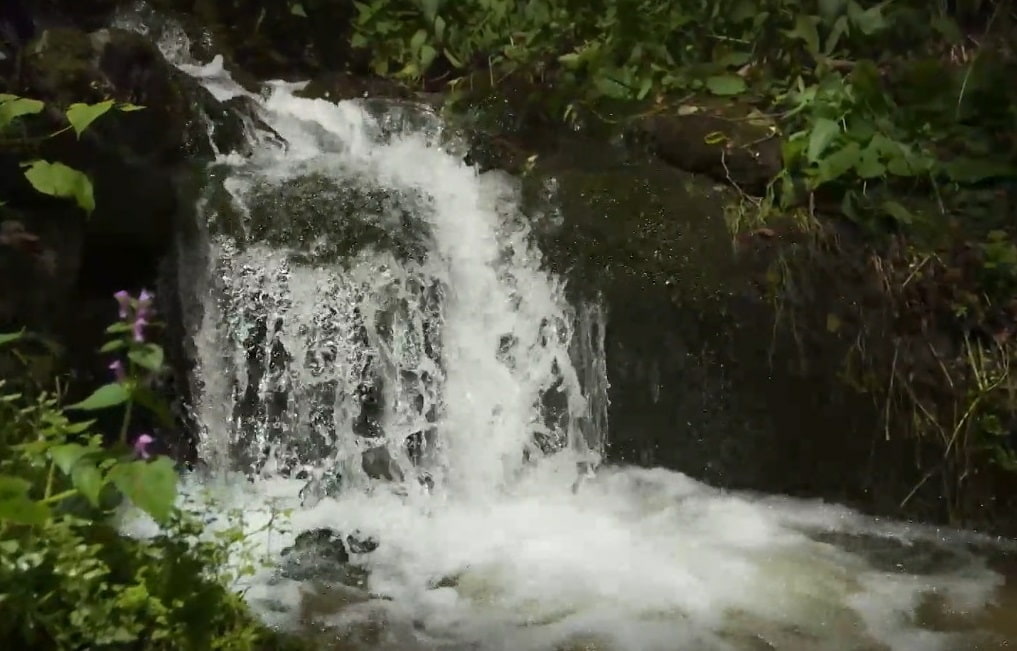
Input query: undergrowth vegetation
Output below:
<box><xmin>0</xmin><ymin>294</ymin><xmax>300</xmax><ymax>650</ymax></box>
<box><xmin>337</xmin><ymin>0</ymin><xmax>1017</xmax><ymax>517</ymax></box>
<box><xmin>0</xmin><ymin>96</ymin><xmax>301</xmax><ymax>649</ymax></box>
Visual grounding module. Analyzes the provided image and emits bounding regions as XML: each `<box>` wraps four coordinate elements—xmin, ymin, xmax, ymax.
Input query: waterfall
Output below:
<box><xmin>176</xmin><ymin>75</ymin><xmax>605</xmax><ymax>498</ymax></box>
<box><xmin>113</xmin><ymin>10</ymin><xmax>1016</xmax><ymax>651</ymax></box>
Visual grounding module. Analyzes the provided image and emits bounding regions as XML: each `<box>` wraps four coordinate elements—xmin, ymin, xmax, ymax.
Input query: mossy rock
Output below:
<box><xmin>227</xmin><ymin>172</ymin><xmax>431</xmax><ymax>266</ymax></box>
<box><xmin>632</xmin><ymin>96</ymin><xmax>782</xmax><ymax>195</ymax></box>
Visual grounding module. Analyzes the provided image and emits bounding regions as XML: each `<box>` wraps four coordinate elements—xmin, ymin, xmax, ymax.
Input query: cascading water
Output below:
<box><xmin>117</xmin><ymin>10</ymin><xmax>1017</xmax><ymax>651</ymax></box>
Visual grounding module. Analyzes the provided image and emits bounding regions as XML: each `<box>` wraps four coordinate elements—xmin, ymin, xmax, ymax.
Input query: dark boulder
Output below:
<box><xmin>631</xmin><ymin>98</ymin><xmax>782</xmax><ymax>195</ymax></box>
<box><xmin>280</xmin><ymin>528</ymin><xmax>377</xmax><ymax>587</ymax></box>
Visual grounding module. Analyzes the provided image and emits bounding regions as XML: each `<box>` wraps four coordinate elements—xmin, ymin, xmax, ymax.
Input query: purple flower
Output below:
<box><xmin>114</xmin><ymin>290</ymin><xmax>131</xmax><ymax>320</ymax></box>
<box><xmin>109</xmin><ymin>359</ymin><xmax>126</xmax><ymax>382</ymax></box>
<box><xmin>137</xmin><ymin>289</ymin><xmax>155</xmax><ymax>321</ymax></box>
<box><xmin>132</xmin><ymin>317</ymin><xmax>147</xmax><ymax>343</ymax></box>
<box><xmin>133</xmin><ymin>433</ymin><xmax>154</xmax><ymax>460</ymax></box>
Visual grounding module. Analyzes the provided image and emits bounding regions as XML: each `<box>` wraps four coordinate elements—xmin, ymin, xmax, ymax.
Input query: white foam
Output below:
<box><xmin>122</xmin><ymin>463</ymin><xmax>1007</xmax><ymax>651</ymax></box>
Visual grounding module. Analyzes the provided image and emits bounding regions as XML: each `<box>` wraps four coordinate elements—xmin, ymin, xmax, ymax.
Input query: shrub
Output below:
<box><xmin>0</xmin><ymin>291</ymin><xmax>302</xmax><ymax>650</ymax></box>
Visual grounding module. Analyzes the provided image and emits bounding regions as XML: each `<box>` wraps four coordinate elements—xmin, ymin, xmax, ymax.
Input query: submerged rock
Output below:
<box><xmin>280</xmin><ymin>528</ymin><xmax>377</xmax><ymax>588</ymax></box>
<box><xmin>361</xmin><ymin>446</ymin><xmax>404</xmax><ymax>483</ymax></box>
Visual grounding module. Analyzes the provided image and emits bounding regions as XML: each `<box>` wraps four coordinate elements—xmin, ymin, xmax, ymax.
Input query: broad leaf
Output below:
<box><xmin>787</xmin><ymin>15</ymin><xmax>821</xmax><ymax>56</ymax></box>
<box><xmin>99</xmin><ymin>340</ymin><xmax>127</xmax><ymax>353</ymax></box>
<box><xmin>0</xmin><ymin>331</ymin><xmax>24</xmax><ymax>347</ymax></box>
<box><xmin>705</xmin><ymin>74</ymin><xmax>746</xmax><ymax>96</ymax></box>
<box><xmin>0</xmin><ymin>476</ymin><xmax>49</xmax><ymax>525</ymax></box>
<box><xmin>109</xmin><ymin>458</ymin><xmax>178</xmax><ymax>524</ymax></box>
<box><xmin>420</xmin><ymin>0</ymin><xmax>440</xmax><ymax>24</ymax></box>
<box><xmin>65</xmin><ymin>100</ymin><xmax>115</xmax><ymax>139</ymax></box>
<box><xmin>807</xmin><ymin>117</ymin><xmax>840</xmax><ymax>162</ymax></box>
<box><xmin>128</xmin><ymin>343</ymin><xmax>164</xmax><ymax>372</ymax></box>
<box><xmin>66</xmin><ymin>383</ymin><xmax>130</xmax><ymax>411</ymax></box>
<box><xmin>72</xmin><ymin>462</ymin><xmax>105</xmax><ymax>507</ymax></box>
<box><xmin>815</xmin><ymin>141</ymin><xmax>861</xmax><ymax>183</ymax></box>
<box><xmin>882</xmin><ymin>200</ymin><xmax>916</xmax><ymax>224</ymax></box>
<box><xmin>22</xmin><ymin>161</ymin><xmax>95</xmax><ymax>215</ymax></box>
<box><xmin>0</xmin><ymin>96</ymin><xmax>44</xmax><ymax>130</ymax></box>
<box><xmin>49</xmin><ymin>443</ymin><xmax>91</xmax><ymax>475</ymax></box>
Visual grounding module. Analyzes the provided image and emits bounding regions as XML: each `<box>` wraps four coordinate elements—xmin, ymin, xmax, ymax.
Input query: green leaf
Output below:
<box><xmin>289</xmin><ymin>2</ymin><xmax>308</xmax><ymax>17</ymax></box>
<box><xmin>882</xmin><ymin>200</ymin><xmax>916</xmax><ymax>224</ymax></box>
<box><xmin>787</xmin><ymin>15</ymin><xmax>821</xmax><ymax>56</ymax></box>
<box><xmin>848</xmin><ymin>0</ymin><xmax>887</xmax><ymax>35</ymax></box>
<box><xmin>807</xmin><ymin>117</ymin><xmax>841</xmax><ymax>162</ymax></box>
<box><xmin>854</xmin><ymin>144</ymin><xmax>885</xmax><ymax>178</ymax></box>
<box><xmin>99</xmin><ymin>340</ymin><xmax>126</xmax><ymax>353</ymax></box>
<box><xmin>419</xmin><ymin>44</ymin><xmax>437</xmax><ymax>70</ymax></box>
<box><xmin>49</xmin><ymin>443</ymin><xmax>91</xmax><ymax>475</ymax></box>
<box><xmin>433</xmin><ymin>15</ymin><xmax>446</xmax><ymax>41</ymax></box>
<box><xmin>65</xmin><ymin>100</ymin><xmax>115</xmax><ymax>139</ymax></box>
<box><xmin>0</xmin><ymin>331</ymin><xmax>24</xmax><ymax>347</ymax></box>
<box><xmin>815</xmin><ymin>141</ymin><xmax>860</xmax><ymax>183</ymax></box>
<box><xmin>117</xmin><ymin>103</ymin><xmax>145</xmax><ymax>112</ymax></box>
<box><xmin>636</xmin><ymin>76</ymin><xmax>653</xmax><ymax>100</ymax></box>
<box><xmin>558</xmin><ymin>52</ymin><xmax>582</xmax><ymax>68</ymax></box>
<box><xmin>444</xmin><ymin>48</ymin><xmax>463</xmax><ymax>68</ymax></box>
<box><xmin>824</xmin><ymin>15</ymin><xmax>849</xmax><ymax>55</ymax></box>
<box><xmin>0</xmin><ymin>96</ymin><xmax>44</xmax><ymax>130</ymax></box>
<box><xmin>705</xmin><ymin>74</ymin><xmax>746</xmax><ymax>96</ymax></box>
<box><xmin>22</xmin><ymin>160</ymin><xmax>95</xmax><ymax>215</ymax></box>
<box><xmin>109</xmin><ymin>458</ymin><xmax>177</xmax><ymax>524</ymax></box>
<box><xmin>66</xmin><ymin>383</ymin><xmax>130</xmax><ymax>411</ymax></box>
<box><xmin>420</xmin><ymin>0</ymin><xmax>440</xmax><ymax>24</ymax></box>
<box><xmin>716</xmin><ymin>51</ymin><xmax>752</xmax><ymax>68</ymax></box>
<box><xmin>128</xmin><ymin>343</ymin><xmax>164</xmax><ymax>372</ymax></box>
<box><xmin>0</xmin><ymin>476</ymin><xmax>48</xmax><ymax>525</ymax></box>
<box><xmin>410</xmin><ymin>28</ymin><xmax>428</xmax><ymax>51</ymax></box>
<box><xmin>72</xmin><ymin>462</ymin><xmax>105</xmax><ymax>507</ymax></box>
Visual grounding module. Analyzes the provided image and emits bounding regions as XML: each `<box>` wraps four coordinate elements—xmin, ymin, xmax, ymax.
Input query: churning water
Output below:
<box><xmin>118</xmin><ymin>11</ymin><xmax>1017</xmax><ymax>651</ymax></box>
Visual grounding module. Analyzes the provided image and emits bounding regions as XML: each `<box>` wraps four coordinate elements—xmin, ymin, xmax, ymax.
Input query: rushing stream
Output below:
<box><xmin>117</xmin><ymin>11</ymin><xmax>1017</xmax><ymax>651</ymax></box>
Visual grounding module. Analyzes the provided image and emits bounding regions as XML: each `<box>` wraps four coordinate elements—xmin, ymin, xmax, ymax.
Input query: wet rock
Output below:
<box><xmin>346</xmin><ymin>531</ymin><xmax>379</xmax><ymax>554</ymax></box>
<box><xmin>295</xmin><ymin>72</ymin><xmax>412</xmax><ymax>103</ymax></box>
<box><xmin>299</xmin><ymin>469</ymin><xmax>343</xmax><ymax>508</ymax></box>
<box><xmin>146</xmin><ymin>0</ymin><xmax>363</xmax><ymax>81</ymax></box>
<box><xmin>280</xmin><ymin>527</ymin><xmax>376</xmax><ymax>587</ymax></box>
<box><xmin>528</xmin><ymin>139</ymin><xmax>887</xmax><ymax>509</ymax></box>
<box><xmin>362</xmin><ymin>446</ymin><xmax>404</xmax><ymax>482</ymax></box>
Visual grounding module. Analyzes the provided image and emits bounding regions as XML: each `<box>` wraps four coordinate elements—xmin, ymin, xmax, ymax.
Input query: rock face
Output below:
<box><xmin>0</xmin><ymin>8</ymin><xmax>244</xmax><ymax>457</ymax></box>
<box><xmin>527</xmin><ymin>137</ymin><xmax>930</xmax><ymax>520</ymax></box>
<box><xmin>631</xmin><ymin>98</ymin><xmax>783</xmax><ymax>195</ymax></box>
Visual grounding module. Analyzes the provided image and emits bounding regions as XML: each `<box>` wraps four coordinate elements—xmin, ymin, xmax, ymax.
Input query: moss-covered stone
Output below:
<box><xmin>631</xmin><ymin>97</ymin><xmax>783</xmax><ymax>195</ymax></box>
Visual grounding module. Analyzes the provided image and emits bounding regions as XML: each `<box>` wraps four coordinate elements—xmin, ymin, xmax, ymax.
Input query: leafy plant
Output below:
<box><xmin>0</xmin><ymin>292</ymin><xmax>300</xmax><ymax>650</ymax></box>
<box><xmin>0</xmin><ymin>93</ymin><xmax>141</xmax><ymax>216</ymax></box>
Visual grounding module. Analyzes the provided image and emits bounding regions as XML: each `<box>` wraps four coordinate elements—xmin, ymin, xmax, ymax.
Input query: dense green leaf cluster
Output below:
<box><xmin>349</xmin><ymin>0</ymin><xmax>1015</xmax><ymax>229</ymax></box>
